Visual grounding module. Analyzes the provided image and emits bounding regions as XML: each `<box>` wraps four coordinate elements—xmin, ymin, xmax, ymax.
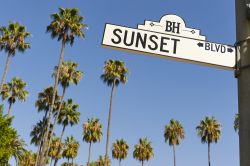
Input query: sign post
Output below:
<box><xmin>235</xmin><ymin>0</ymin><xmax>250</xmax><ymax>166</ymax></box>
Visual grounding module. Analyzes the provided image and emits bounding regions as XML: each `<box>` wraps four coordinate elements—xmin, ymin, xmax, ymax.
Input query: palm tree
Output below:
<box><xmin>53</xmin><ymin>99</ymin><xmax>80</xmax><ymax>166</ymax></box>
<box><xmin>196</xmin><ymin>116</ymin><xmax>221</xmax><ymax>166</ymax></box>
<box><xmin>133</xmin><ymin>138</ymin><xmax>154</xmax><ymax>166</ymax></box>
<box><xmin>19</xmin><ymin>151</ymin><xmax>37</xmax><ymax>166</ymax></box>
<box><xmin>10</xmin><ymin>135</ymin><xmax>27</xmax><ymax>165</ymax></box>
<box><xmin>30</xmin><ymin>118</ymin><xmax>55</xmax><ymax>165</ymax></box>
<box><xmin>39</xmin><ymin>8</ymin><xmax>87</xmax><ymax>165</ymax></box>
<box><xmin>48</xmin><ymin>61</ymin><xmax>83</xmax><ymax>161</ymax></box>
<box><xmin>83</xmin><ymin>118</ymin><xmax>103</xmax><ymax>165</ymax></box>
<box><xmin>100</xmin><ymin>59</ymin><xmax>128</xmax><ymax>163</ymax></box>
<box><xmin>62</xmin><ymin>136</ymin><xmax>79</xmax><ymax>165</ymax></box>
<box><xmin>0</xmin><ymin>22</ymin><xmax>31</xmax><ymax>92</ymax></box>
<box><xmin>48</xmin><ymin>137</ymin><xmax>63</xmax><ymax>165</ymax></box>
<box><xmin>35</xmin><ymin>86</ymin><xmax>60</xmax><ymax>120</ymax></box>
<box><xmin>0</xmin><ymin>77</ymin><xmax>28</xmax><ymax>117</ymax></box>
<box><xmin>35</xmin><ymin>87</ymin><xmax>59</xmax><ymax>165</ymax></box>
<box><xmin>164</xmin><ymin>119</ymin><xmax>185</xmax><ymax>166</ymax></box>
<box><xmin>234</xmin><ymin>113</ymin><xmax>239</xmax><ymax>134</ymax></box>
<box><xmin>95</xmin><ymin>155</ymin><xmax>111</xmax><ymax>166</ymax></box>
<box><xmin>112</xmin><ymin>139</ymin><xmax>129</xmax><ymax>166</ymax></box>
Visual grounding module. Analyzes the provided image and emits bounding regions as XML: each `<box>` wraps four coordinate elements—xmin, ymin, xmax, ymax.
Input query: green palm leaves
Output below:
<box><xmin>112</xmin><ymin>139</ymin><xmax>129</xmax><ymax>166</ymax></box>
<box><xmin>47</xmin><ymin>7</ymin><xmax>87</xmax><ymax>45</ymax></box>
<box><xmin>83</xmin><ymin>118</ymin><xmax>103</xmax><ymax>143</ymax></box>
<box><xmin>196</xmin><ymin>116</ymin><xmax>221</xmax><ymax>144</ymax></box>
<box><xmin>0</xmin><ymin>77</ymin><xmax>28</xmax><ymax>117</ymax></box>
<box><xmin>62</xmin><ymin>136</ymin><xmax>79</xmax><ymax>165</ymax></box>
<box><xmin>58</xmin><ymin>99</ymin><xmax>80</xmax><ymax>129</ymax></box>
<box><xmin>55</xmin><ymin>61</ymin><xmax>83</xmax><ymax>89</ymax></box>
<box><xmin>0</xmin><ymin>22</ymin><xmax>30</xmax><ymax>54</ymax></box>
<box><xmin>49</xmin><ymin>137</ymin><xmax>63</xmax><ymax>162</ymax></box>
<box><xmin>101</xmin><ymin>60</ymin><xmax>128</xmax><ymax>87</ymax></box>
<box><xmin>164</xmin><ymin>119</ymin><xmax>185</xmax><ymax>146</ymax></box>
<box><xmin>133</xmin><ymin>138</ymin><xmax>154</xmax><ymax>166</ymax></box>
<box><xmin>196</xmin><ymin>116</ymin><xmax>221</xmax><ymax>166</ymax></box>
<box><xmin>18</xmin><ymin>151</ymin><xmax>37</xmax><ymax>166</ymax></box>
<box><xmin>164</xmin><ymin>119</ymin><xmax>184</xmax><ymax>166</ymax></box>
<box><xmin>83</xmin><ymin>118</ymin><xmax>103</xmax><ymax>165</ymax></box>
<box><xmin>0</xmin><ymin>22</ymin><xmax>30</xmax><ymax>93</ymax></box>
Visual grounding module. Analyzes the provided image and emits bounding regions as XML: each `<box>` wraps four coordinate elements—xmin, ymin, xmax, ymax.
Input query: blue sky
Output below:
<box><xmin>0</xmin><ymin>0</ymin><xmax>238</xmax><ymax>166</ymax></box>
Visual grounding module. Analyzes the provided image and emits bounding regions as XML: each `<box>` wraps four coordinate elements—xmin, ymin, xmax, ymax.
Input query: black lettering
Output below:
<box><xmin>211</xmin><ymin>43</ymin><xmax>216</xmax><ymax>52</ymax></box>
<box><xmin>124</xmin><ymin>30</ymin><xmax>135</xmax><ymax>46</ymax></box>
<box><xmin>171</xmin><ymin>38</ymin><xmax>180</xmax><ymax>54</ymax></box>
<box><xmin>205</xmin><ymin>43</ymin><xmax>210</xmax><ymax>50</ymax></box>
<box><xmin>165</xmin><ymin>21</ymin><xmax>173</xmax><ymax>32</ymax></box>
<box><xmin>111</xmin><ymin>29</ymin><xmax>122</xmax><ymax>44</ymax></box>
<box><xmin>148</xmin><ymin>35</ymin><xmax>158</xmax><ymax>50</ymax></box>
<box><xmin>165</xmin><ymin>21</ymin><xmax>180</xmax><ymax>34</ymax></box>
<box><xmin>215</xmin><ymin>44</ymin><xmax>220</xmax><ymax>52</ymax></box>
<box><xmin>160</xmin><ymin>37</ymin><xmax>170</xmax><ymax>53</ymax></box>
<box><xmin>221</xmin><ymin>45</ymin><xmax>226</xmax><ymax>53</ymax></box>
<box><xmin>135</xmin><ymin>32</ymin><xmax>147</xmax><ymax>49</ymax></box>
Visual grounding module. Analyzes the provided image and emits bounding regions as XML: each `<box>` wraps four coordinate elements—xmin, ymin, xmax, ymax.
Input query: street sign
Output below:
<box><xmin>102</xmin><ymin>14</ymin><xmax>236</xmax><ymax>70</ymax></box>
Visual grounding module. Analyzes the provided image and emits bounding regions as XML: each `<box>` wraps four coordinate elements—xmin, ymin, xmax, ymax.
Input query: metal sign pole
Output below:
<box><xmin>235</xmin><ymin>0</ymin><xmax>250</xmax><ymax>166</ymax></box>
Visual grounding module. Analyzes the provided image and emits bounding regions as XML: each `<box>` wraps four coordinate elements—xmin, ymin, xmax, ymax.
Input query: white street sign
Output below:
<box><xmin>102</xmin><ymin>14</ymin><xmax>236</xmax><ymax>70</ymax></box>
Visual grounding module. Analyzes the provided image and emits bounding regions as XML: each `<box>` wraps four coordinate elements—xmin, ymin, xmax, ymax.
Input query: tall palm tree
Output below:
<box><xmin>39</xmin><ymin>8</ymin><xmax>87</xmax><ymax>165</ymax></box>
<box><xmin>83</xmin><ymin>118</ymin><xmax>103</xmax><ymax>165</ymax></box>
<box><xmin>48</xmin><ymin>137</ymin><xmax>63</xmax><ymax>165</ymax></box>
<box><xmin>35</xmin><ymin>87</ymin><xmax>59</xmax><ymax>165</ymax></box>
<box><xmin>0</xmin><ymin>77</ymin><xmax>28</xmax><ymax>117</ymax></box>
<box><xmin>62</xmin><ymin>136</ymin><xmax>79</xmax><ymax>165</ymax></box>
<box><xmin>112</xmin><ymin>139</ymin><xmax>129</xmax><ymax>166</ymax></box>
<box><xmin>100</xmin><ymin>59</ymin><xmax>128</xmax><ymax>164</ymax></box>
<box><xmin>53</xmin><ymin>99</ymin><xmax>80</xmax><ymax>166</ymax></box>
<box><xmin>48</xmin><ymin>61</ymin><xmax>83</xmax><ymax>161</ymax></box>
<box><xmin>196</xmin><ymin>116</ymin><xmax>221</xmax><ymax>166</ymax></box>
<box><xmin>133</xmin><ymin>138</ymin><xmax>154</xmax><ymax>166</ymax></box>
<box><xmin>164</xmin><ymin>119</ymin><xmax>185</xmax><ymax>166</ymax></box>
<box><xmin>234</xmin><ymin>113</ymin><xmax>239</xmax><ymax>134</ymax></box>
<box><xmin>0</xmin><ymin>22</ymin><xmax>31</xmax><ymax>92</ymax></box>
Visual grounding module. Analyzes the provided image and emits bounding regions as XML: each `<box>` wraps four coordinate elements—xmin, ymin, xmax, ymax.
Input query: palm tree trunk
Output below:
<box><xmin>105</xmin><ymin>82</ymin><xmax>116</xmax><ymax>166</ymax></box>
<box><xmin>7</xmin><ymin>103</ymin><xmax>12</xmax><ymax>117</ymax></box>
<box><xmin>60</xmin><ymin>125</ymin><xmax>66</xmax><ymax>143</ymax></box>
<box><xmin>38</xmin><ymin>41</ymin><xmax>65</xmax><ymax>166</ymax></box>
<box><xmin>36</xmin><ymin>139</ymin><xmax>44</xmax><ymax>166</ymax></box>
<box><xmin>47</xmin><ymin>87</ymin><xmax>67</xmax><ymax>165</ymax></box>
<box><xmin>173</xmin><ymin>144</ymin><xmax>176</xmax><ymax>166</ymax></box>
<box><xmin>53</xmin><ymin>159</ymin><xmax>58</xmax><ymax>166</ymax></box>
<box><xmin>53</xmin><ymin>125</ymin><xmax>66</xmax><ymax>166</ymax></box>
<box><xmin>142</xmin><ymin>160</ymin><xmax>144</xmax><ymax>166</ymax></box>
<box><xmin>72</xmin><ymin>158</ymin><xmax>74</xmax><ymax>165</ymax></box>
<box><xmin>87</xmin><ymin>142</ymin><xmax>92</xmax><ymax>165</ymax></box>
<box><xmin>119</xmin><ymin>159</ymin><xmax>121</xmax><ymax>166</ymax></box>
<box><xmin>0</xmin><ymin>53</ymin><xmax>11</xmax><ymax>93</ymax></box>
<box><xmin>208</xmin><ymin>142</ymin><xmax>211</xmax><ymax>166</ymax></box>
